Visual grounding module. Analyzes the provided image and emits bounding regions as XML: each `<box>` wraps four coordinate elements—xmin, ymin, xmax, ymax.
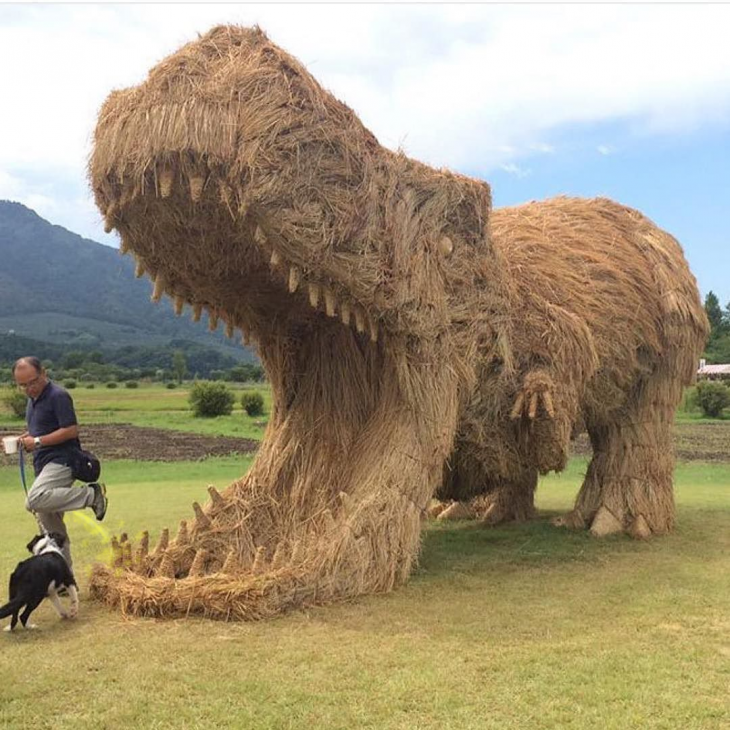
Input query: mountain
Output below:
<box><xmin>0</xmin><ymin>200</ymin><xmax>253</xmax><ymax>360</ymax></box>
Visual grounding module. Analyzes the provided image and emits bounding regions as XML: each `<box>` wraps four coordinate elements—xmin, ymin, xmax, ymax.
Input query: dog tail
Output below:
<box><xmin>0</xmin><ymin>597</ymin><xmax>24</xmax><ymax>619</ymax></box>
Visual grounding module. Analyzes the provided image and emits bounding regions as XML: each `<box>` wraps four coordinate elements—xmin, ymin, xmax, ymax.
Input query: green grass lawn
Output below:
<box><xmin>0</xmin><ymin>457</ymin><xmax>727</xmax><ymax>729</ymax></box>
<box><xmin>1</xmin><ymin>383</ymin><xmax>272</xmax><ymax>438</ymax></box>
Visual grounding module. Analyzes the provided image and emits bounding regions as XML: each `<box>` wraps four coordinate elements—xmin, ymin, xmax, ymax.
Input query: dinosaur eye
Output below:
<box><xmin>438</xmin><ymin>236</ymin><xmax>454</xmax><ymax>256</ymax></box>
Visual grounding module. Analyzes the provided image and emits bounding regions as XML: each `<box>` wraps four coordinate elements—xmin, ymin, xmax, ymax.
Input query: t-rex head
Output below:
<box><xmin>90</xmin><ymin>25</ymin><xmax>503</xmax><ymax>363</ymax></box>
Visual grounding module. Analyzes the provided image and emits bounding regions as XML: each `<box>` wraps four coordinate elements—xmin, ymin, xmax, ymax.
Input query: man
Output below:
<box><xmin>13</xmin><ymin>357</ymin><xmax>107</xmax><ymax>569</ymax></box>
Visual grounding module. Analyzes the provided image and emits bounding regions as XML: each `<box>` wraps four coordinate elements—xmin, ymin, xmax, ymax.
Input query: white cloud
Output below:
<box><xmin>500</xmin><ymin>163</ymin><xmax>531</xmax><ymax>179</ymax></box>
<box><xmin>1</xmin><ymin>4</ymin><xmax>729</xmax><ymax>241</ymax></box>
<box><xmin>597</xmin><ymin>145</ymin><xmax>613</xmax><ymax>156</ymax></box>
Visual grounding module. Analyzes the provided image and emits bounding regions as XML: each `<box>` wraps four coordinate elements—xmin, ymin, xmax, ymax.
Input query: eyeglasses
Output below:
<box><xmin>16</xmin><ymin>375</ymin><xmax>42</xmax><ymax>390</ymax></box>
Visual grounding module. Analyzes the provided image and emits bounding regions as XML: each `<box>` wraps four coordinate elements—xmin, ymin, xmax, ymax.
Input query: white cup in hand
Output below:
<box><xmin>2</xmin><ymin>436</ymin><xmax>20</xmax><ymax>455</ymax></box>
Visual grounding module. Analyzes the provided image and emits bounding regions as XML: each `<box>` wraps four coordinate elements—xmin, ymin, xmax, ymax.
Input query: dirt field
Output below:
<box><xmin>1</xmin><ymin>419</ymin><xmax>727</xmax><ymax>470</ymax></box>
<box><xmin>571</xmin><ymin>419</ymin><xmax>730</xmax><ymax>462</ymax></box>
<box><xmin>0</xmin><ymin>423</ymin><xmax>258</xmax><ymax>466</ymax></box>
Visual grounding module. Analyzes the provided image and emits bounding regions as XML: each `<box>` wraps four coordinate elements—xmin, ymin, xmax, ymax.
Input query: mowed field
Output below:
<box><xmin>0</xmin><ymin>385</ymin><xmax>728</xmax><ymax>729</ymax></box>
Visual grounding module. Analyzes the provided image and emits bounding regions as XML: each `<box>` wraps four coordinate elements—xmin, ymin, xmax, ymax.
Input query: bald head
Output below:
<box><xmin>13</xmin><ymin>356</ymin><xmax>43</xmax><ymax>375</ymax></box>
<box><xmin>13</xmin><ymin>356</ymin><xmax>48</xmax><ymax>399</ymax></box>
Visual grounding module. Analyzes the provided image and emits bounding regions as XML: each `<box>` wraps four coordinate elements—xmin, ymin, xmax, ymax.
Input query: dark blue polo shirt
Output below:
<box><xmin>25</xmin><ymin>381</ymin><xmax>81</xmax><ymax>476</ymax></box>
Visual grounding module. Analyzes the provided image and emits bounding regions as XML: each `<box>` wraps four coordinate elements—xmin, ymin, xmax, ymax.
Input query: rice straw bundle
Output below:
<box><xmin>88</xmin><ymin>25</ymin><xmax>708</xmax><ymax>621</ymax></box>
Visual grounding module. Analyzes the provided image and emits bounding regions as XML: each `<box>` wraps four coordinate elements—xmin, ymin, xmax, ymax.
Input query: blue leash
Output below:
<box><xmin>18</xmin><ymin>446</ymin><xmax>44</xmax><ymax>532</ymax></box>
<box><xmin>19</xmin><ymin>446</ymin><xmax>28</xmax><ymax>497</ymax></box>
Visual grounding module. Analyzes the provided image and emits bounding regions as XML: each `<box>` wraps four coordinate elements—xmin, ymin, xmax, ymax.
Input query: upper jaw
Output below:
<box><xmin>101</xmin><ymin>171</ymin><xmax>386</xmax><ymax>346</ymax></box>
<box><xmin>90</xmin><ymin>24</ymin><xmax>494</xmax><ymax>348</ymax></box>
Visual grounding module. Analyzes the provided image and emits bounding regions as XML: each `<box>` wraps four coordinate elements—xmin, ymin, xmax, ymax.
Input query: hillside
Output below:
<box><xmin>0</xmin><ymin>200</ymin><xmax>253</xmax><ymax>360</ymax></box>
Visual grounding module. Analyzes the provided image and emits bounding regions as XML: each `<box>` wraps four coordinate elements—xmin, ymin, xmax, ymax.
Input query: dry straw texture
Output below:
<box><xmin>88</xmin><ymin>25</ymin><xmax>708</xmax><ymax>620</ymax></box>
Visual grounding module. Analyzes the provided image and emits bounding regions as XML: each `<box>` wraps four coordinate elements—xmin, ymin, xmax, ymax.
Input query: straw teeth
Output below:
<box><xmin>340</xmin><ymin>301</ymin><xmax>351</xmax><ymax>326</ymax></box>
<box><xmin>134</xmin><ymin>260</ymin><xmax>146</xmax><ymax>279</ymax></box>
<box><xmin>220</xmin><ymin>548</ymin><xmax>239</xmax><ymax>574</ymax></box>
<box><xmin>308</xmin><ymin>283</ymin><xmax>320</xmax><ymax>308</ymax></box>
<box><xmin>122</xmin><ymin>542</ymin><xmax>133</xmax><ymax>568</ymax></box>
<box><xmin>207</xmin><ymin>310</ymin><xmax>219</xmax><ymax>332</ymax></box>
<box><xmin>193</xmin><ymin>502</ymin><xmax>212</xmax><ymax>531</ymax></box>
<box><xmin>157</xmin><ymin>552</ymin><xmax>176</xmax><ymax>578</ymax></box>
<box><xmin>368</xmin><ymin>317</ymin><xmax>379</xmax><ymax>343</ymax></box>
<box><xmin>270</xmin><ymin>249</ymin><xmax>282</xmax><ymax>267</ymax></box>
<box><xmin>288</xmin><ymin>267</ymin><xmax>300</xmax><ymax>293</ymax></box>
<box><xmin>189</xmin><ymin>175</ymin><xmax>205</xmax><ymax>202</ymax></box>
<box><xmin>225</xmin><ymin>320</ymin><xmax>235</xmax><ymax>339</ymax></box>
<box><xmin>324</xmin><ymin>288</ymin><xmax>337</xmax><ymax>317</ymax></box>
<box><xmin>218</xmin><ymin>180</ymin><xmax>231</xmax><ymax>207</ymax></box>
<box><xmin>251</xmin><ymin>546</ymin><xmax>267</xmax><ymax>574</ymax></box>
<box><xmin>153</xmin><ymin>528</ymin><xmax>170</xmax><ymax>555</ymax></box>
<box><xmin>270</xmin><ymin>542</ymin><xmax>287</xmax><ymax>570</ymax></box>
<box><xmin>354</xmin><ymin>307</ymin><xmax>366</xmax><ymax>334</ymax></box>
<box><xmin>159</xmin><ymin>169</ymin><xmax>174</xmax><ymax>198</ymax></box>
<box><xmin>175</xmin><ymin>520</ymin><xmax>190</xmax><ymax>546</ymax></box>
<box><xmin>174</xmin><ymin>295</ymin><xmax>185</xmax><ymax>316</ymax></box>
<box><xmin>188</xmin><ymin>549</ymin><xmax>209</xmax><ymax>578</ymax></box>
<box><xmin>207</xmin><ymin>485</ymin><xmax>226</xmax><ymax>509</ymax></box>
<box><xmin>151</xmin><ymin>275</ymin><xmax>165</xmax><ymax>303</ymax></box>
<box><xmin>192</xmin><ymin>303</ymin><xmax>203</xmax><ymax>322</ymax></box>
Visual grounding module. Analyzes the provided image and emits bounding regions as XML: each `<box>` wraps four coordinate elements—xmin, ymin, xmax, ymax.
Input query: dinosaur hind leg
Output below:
<box><xmin>556</xmin><ymin>377</ymin><xmax>678</xmax><ymax>539</ymax></box>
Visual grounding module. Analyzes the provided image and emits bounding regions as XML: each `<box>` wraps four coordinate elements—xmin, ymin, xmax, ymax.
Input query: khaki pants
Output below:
<box><xmin>26</xmin><ymin>463</ymin><xmax>93</xmax><ymax>569</ymax></box>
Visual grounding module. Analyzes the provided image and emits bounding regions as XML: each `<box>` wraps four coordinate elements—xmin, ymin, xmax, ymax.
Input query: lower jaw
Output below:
<box><xmin>88</xmin><ymin>321</ymin><xmax>459</xmax><ymax>620</ymax></box>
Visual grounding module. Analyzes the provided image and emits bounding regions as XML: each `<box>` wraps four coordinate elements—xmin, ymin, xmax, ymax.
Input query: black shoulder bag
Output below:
<box><xmin>72</xmin><ymin>448</ymin><xmax>101</xmax><ymax>483</ymax></box>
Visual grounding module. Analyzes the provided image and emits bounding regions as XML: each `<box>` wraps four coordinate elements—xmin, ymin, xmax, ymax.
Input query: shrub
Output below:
<box><xmin>125</xmin><ymin>381</ymin><xmax>139</xmax><ymax>389</ymax></box>
<box><xmin>2</xmin><ymin>389</ymin><xmax>28</xmax><ymax>419</ymax></box>
<box><xmin>241</xmin><ymin>391</ymin><xmax>265</xmax><ymax>417</ymax></box>
<box><xmin>64</xmin><ymin>380</ymin><xmax>77</xmax><ymax>390</ymax></box>
<box><xmin>87</xmin><ymin>383</ymin><xmax>95</xmax><ymax>389</ymax></box>
<box><xmin>696</xmin><ymin>380</ymin><xmax>730</xmax><ymax>418</ymax></box>
<box><xmin>189</xmin><ymin>381</ymin><xmax>235</xmax><ymax>417</ymax></box>
<box><xmin>166</xmin><ymin>382</ymin><xmax>177</xmax><ymax>390</ymax></box>
<box><xmin>106</xmin><ymin>381</ymin><xmax>118</xmax><ymax>389</ymax></box>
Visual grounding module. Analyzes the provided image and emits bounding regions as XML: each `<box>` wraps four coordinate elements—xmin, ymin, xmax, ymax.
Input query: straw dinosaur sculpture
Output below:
<box><xmin>88</xmin><ymin>26</ymin><xmax>708</xmax><ymax>620</ymax></box>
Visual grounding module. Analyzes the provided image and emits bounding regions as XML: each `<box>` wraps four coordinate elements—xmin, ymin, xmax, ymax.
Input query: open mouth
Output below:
<box><xmin>87</xmin><ymin>24</ymin><xmax>490</xmax><ymax>621</ymax></box>
<box><xmin>101</xmin><ymin>156</ymin><xmax>382</xmax><ymax>349</ymax></box>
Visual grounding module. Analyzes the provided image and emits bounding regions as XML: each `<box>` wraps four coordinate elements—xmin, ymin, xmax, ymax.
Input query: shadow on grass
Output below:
<box><xmin>415</xmin><ymin>507</ymin><xmax>729</xmax><ymax>581</ymax></box>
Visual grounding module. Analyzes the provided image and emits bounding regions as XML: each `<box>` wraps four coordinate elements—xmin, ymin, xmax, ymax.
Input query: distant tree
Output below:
<box><xmin>62</xmin><ymin>350</ymin><xmax>85</xmax><ymax>369</ymax></box>
<box><xmin>172</xmin><ymin>350</ymin><xmax>187</xmax><ymax>383</ymax></box>
<box><xmin>2</xmin><ymin>389</ymin><xmax>28</xmax><ymax>419</ymax></box>
<box><xmin>705</xmin><ymin>292</ymin><xmax>727</xmax><ymax>339</ymax></box>
<box><xmin>189</xmin><ymin>381</ymin><xmax>235</xmax><ymax>417</ymax></box>
<box><xmin>696</xmin><ymin>380</ymin><xmax>730</xmax><ymax>418</ymax></box>
<box><xmin>228</xmin><ymin>365</ymin><xmax>249</xmax><ymax>382</ymax></box>
<box><xmin>241</xmin><ymin>390</ymin><xmax>264</xmax><ymax>416</ymax></box>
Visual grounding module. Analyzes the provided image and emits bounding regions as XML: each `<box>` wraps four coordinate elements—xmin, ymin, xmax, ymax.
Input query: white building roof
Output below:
<box><xmin>698</xmin><ymin>364</ymin><xmax>730</xmax><ymax>375</ymax></box>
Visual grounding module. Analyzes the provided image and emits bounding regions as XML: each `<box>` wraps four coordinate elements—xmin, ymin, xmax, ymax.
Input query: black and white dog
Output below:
<box><xmin>1</xmin><ymin>532</ymin><xmax>78</xmax><ymax>631</ymax></box>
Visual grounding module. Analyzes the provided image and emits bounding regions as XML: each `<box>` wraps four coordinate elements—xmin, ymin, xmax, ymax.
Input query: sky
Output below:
<box><xmin>1</xmin><ymin>2</ymin><xmax>728</xmax><ymax>304</ymax></box>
